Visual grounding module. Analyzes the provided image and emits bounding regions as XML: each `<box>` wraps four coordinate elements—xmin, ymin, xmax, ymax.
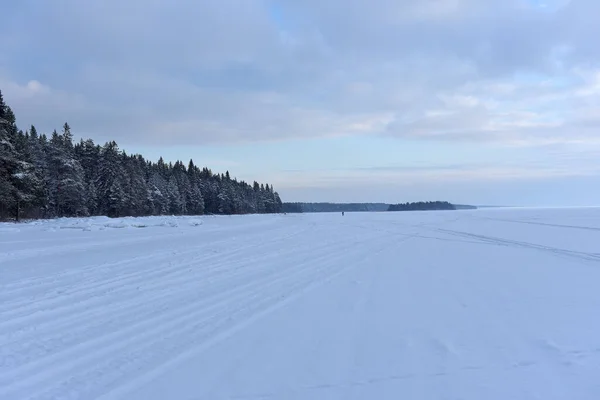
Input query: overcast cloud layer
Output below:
<box><xmin>2</xmin><ymin>0</ymin><xmax>600</xmax><ymax>205</ymax></box>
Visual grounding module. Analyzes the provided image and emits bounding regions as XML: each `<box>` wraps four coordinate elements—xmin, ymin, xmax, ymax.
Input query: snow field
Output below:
<box><xmin>2</xmin><ymin>208</ymin><xmax>600</xmax><ymax>399</ymax></box>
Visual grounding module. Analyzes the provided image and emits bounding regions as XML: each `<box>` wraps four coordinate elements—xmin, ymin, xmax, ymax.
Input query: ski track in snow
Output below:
<box><xmin>2</xmin><ymin>209</ymin><xmax>600</xmax><ymax>399</ymax></box>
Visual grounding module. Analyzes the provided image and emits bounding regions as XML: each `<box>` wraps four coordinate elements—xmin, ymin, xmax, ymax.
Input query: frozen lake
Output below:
<box><xmin>2</xmin><ymin>207</ymin><xmax>600</xmax><ymax>399</ymax></box>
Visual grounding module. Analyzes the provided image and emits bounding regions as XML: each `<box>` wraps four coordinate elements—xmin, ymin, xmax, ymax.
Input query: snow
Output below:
<box><xmin>12</xmin><ymin>172</ymin><xmax>27</xmax><ymax>179</ymax></box>
<box><xmin>4</xmin><ymin>215</ymin><xmax>204</xmax><ymax>233</ymax></box>
<box><xmin>2</xmin><ymin>208</ymin><xmax>600</xmax><ymax>400</ymax></box>
<box><xmin>0</xmin><ymin>138</ymin><xmax>14</xmax><ymax>149</ymax></box>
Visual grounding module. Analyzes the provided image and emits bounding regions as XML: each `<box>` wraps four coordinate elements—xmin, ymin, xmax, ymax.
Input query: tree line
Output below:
<box><xmin>388</xmin><ymin>201</ymin><xmax>456</xmax><ymax>211</ymax></box>
<box><xmin>283</xmin><ymin>202</ymin><xmax>460</xmax><ymax>213</ymax></box>
<box><xmin>0</xmin><ymin>90</ymin><xmax>283</xmax><ymax>221</ymax></box>
<box><xmin>283</xmin><ymin>202</ymin><xmax>390</xmax><ymax>213</ymax></box>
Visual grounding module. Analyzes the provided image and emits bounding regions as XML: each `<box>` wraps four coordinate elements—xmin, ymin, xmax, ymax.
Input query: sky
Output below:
<box><xmin>2</xmin><ymin>0</ymin><xmax>600</xmax><ymax>206</ymax></box>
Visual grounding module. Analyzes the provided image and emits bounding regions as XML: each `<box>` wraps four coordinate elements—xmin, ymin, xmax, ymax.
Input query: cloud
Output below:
<box><xmin>383</xmin><ymin>63</ymin><xmax>600</xmax><ymax>146</ymax></box>
<box><xmin>1</xmin><ymin>0</ymin><xmax>599</xmax><ymax>147</ymax></box>
<box><xmin>271</xmin><ymin>153</ymin><xmax>600</xmax><ymax>191</ymax></box>
<box><xmin>0</xmin><ymin>77</ymin><xmax>88</xmax><ymax>130</ymax></box>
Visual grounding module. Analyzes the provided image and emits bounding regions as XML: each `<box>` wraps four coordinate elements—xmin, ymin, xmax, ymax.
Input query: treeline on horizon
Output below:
<box><xmin>0</xmin><ymin>90</ymin><xmax>283</xmax><ymax>221</ymax></box>
<box><xmin>388</xmin><ymin>201</ymin><xmax>456</xmax><ymax>211</ymax></box>
<box><xmin>283</xmin><ymin>202</ymin><xmax>390</xmax><ymax>213</ymax></box>
<box><xmin>283</xmin><ymin>201</ymin><xmax>465</xmax><ymax>213</ymax></box>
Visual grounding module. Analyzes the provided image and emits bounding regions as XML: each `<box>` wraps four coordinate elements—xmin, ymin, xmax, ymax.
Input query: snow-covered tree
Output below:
<box><xmin>46</xmin><ymin>130</ymin><xmax>88</xmax><ymax>217</ymax></box>
<box><xmin>95</xmin><ymin>141</ymin><xmax>126</xmax><ymax>217</ymax></box>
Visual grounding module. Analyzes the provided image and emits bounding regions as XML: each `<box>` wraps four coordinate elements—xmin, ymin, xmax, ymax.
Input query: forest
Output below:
<box><xmin>387</xmin><ymin>201</ymin><xmax>456</xmax><ymax>211</ymax></box>
<box><xmin>284</xmin><ymin>202</ymin><xmax>465</xmax><ymax>213</ymax></box>
<box><xmin>0</xmin><ymin>90</ymin><xmax>282</xmax><ymax>221</ymax></box>
<box><xmin>282</xmin><ymin>203</ymin><xmax>390</xmax><ymax>213</ymax></box>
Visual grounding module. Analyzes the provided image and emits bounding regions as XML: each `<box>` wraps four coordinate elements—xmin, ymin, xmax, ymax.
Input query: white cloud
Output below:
<box><xmin>0</xmin><ymin>76</ymin><xmax>88</xmax><ymax>131</ymax></box>
<box><xmin>0</xmin><ymin>0</ymin><xmax>599</xmax><ymax>149</ymax></box>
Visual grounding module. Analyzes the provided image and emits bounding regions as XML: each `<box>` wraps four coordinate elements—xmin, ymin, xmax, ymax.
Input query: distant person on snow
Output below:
<box><xmin>342</xmin><ymin>212</ymin><xmax>345</xmax><ymax>216</ymax></box>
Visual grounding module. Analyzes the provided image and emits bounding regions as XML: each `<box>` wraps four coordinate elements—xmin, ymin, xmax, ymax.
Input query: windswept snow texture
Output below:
<box><xmin>2</xmin><ymin>208</ymin><xmax>600</xmax><ymax>400</ymax></box>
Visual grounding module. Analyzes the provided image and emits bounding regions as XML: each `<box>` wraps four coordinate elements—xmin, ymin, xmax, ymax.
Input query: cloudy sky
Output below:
<box><xmin>2</xmin><ymin>0</ymin><xmax>600</xmax><ymax>206</ymax></box>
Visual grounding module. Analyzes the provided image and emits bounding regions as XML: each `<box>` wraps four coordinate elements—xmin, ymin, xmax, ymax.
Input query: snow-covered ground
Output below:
<box><xmin>2</xmin><ymin>208</ymin><xmax>600</xmax><ymax>400</ymax></box>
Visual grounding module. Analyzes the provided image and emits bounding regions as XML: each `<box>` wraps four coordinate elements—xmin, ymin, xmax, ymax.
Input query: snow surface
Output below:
<box><xmin>2</xmin><ymin>208</ymin><xmax>600</xmax><ymax>399</ymax></box>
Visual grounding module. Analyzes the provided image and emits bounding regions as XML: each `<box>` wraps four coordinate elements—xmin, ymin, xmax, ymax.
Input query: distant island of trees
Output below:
<box><xmin>283</xmin><ymin>202</ymin><xmax>476</xmax><ymax>213</ymax></box>
<box><xmin>0</xmin><ymin>90</ymin><xmax>282</xmax><ymax>221</ymax></box>
<box><xmin>283</xmin><ymin>202</ymin><xmax>389</xmax><ymax>213</ymax></box>
<box><xmin>388</xmin><ymin>201</ymin><xmax>455</xmax><ymax>211</ymax></box>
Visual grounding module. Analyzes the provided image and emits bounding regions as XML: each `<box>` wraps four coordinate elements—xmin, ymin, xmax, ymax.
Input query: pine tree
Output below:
<box><xmin>186</xmin><ymin>160</ymin><xmax>205</xmax><ymax>214</ymax></box>
<box><xmin>24</xmin><ymin>126</ymin><xmax>47</xmax><ymax>217</ymax></box>
<box><xmin>217</xmin><ymin>181</ymin><xmax>232</xmax><ymax>214</ymax></box>
<box><xmin>148</xmin><ymin>169</ymin><xmax>169</xmax><ymax>215</ymax></box>
<box><xmin>74</xmin><ymin>138</ymin><xmax>101</xmax><ymax>215</ymax></box>
<box><xmin>166</xmin><ymin>174</ymin><xmax>184</xmax><ymax>214</ymax></box>
<box><xmin>62</xmin><ymin>122</ymin><xmax>74</xmax><ymax>152</ymax></box>
<box><xmin>0</xmin><ymin>130</ymin><xmax>17</xmax><ymax>218</ymax></box>
<box><xmin>86</xmin><ymin>181</ymin><xmax>98</xmax><ymax>215</ymax></box>
<box><xmin>95</xmin><ymin>141</ymin><xmax>126</xmax><ymax>217</ymax></box>
<box><xmin>0</xmin><ymin>92</ymin><xmax>34</xmax><ymax>220</ymax></box>
<box><xmin>46</xmin><ymin>131</ymin><xmax>88</xmax><ymax>217</ymax></box>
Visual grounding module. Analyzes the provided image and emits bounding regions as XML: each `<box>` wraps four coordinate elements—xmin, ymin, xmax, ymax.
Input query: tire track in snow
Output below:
<box><xmin>197</xmin><ymin>229</ymin><xmax>423</xmax><ymax>400</ymax></box>
<box><xmin>0</xmin><ymin>223</ymin><xmax>317</xmax><ymax>345</ymax></box>
<box><xmin>476</xmin><ymin>216</ymin><xmax>600</xmax><ymax>232</ymax></box>
<box><xmin>1</xmin><ymin>244</ymin><xmax>338</xmax><ymax>398</ymax></box>
<box><xmin>434</xmin><ymin>228</ymin><xmax>600</xmax><ymax>263</ymax></box>
<box><xmin>96</xmin><ymin>232</ymin><xmax>401</xmax><ymax>400</ymax></box>
<box><xmin>0</xmin><ymin>225</ymin><xmax>391</xmax><ymax>400</ymax></box>
<box><xmin>0</xmin><ymin>226</ymin><xmax>341</xmax><ymax>368</ymax></box>
<box><xmin>0</xmin><ymin>229</ymin><xmax>189</xmax><ymax>264</ymax></box>
<box><xmin>2</xmin><ymin>236</ymin><xmax>382</xmax><ymax>398</ymax></box>
<box><xmin>0</xmin><ymin>220</ymin><xmax>302</xmax><ymax>297</ymax></box>
<box><xmin>0</xmin><ymin>222</ymin><xmax>311</xmax><ymax>320</ymax></box>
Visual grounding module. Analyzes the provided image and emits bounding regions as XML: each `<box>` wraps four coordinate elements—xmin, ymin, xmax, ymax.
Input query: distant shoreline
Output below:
<box><xmin>282</xmin><ymin>202</ymin><xmax>479</xmax><ymax>213</ymax></box>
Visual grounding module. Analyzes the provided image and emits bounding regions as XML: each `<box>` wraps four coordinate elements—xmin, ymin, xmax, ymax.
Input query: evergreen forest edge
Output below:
<box><xmin>1</xmin><ymin>90</ymin><xmax>474</xmax><ymax>221</ymax></box>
